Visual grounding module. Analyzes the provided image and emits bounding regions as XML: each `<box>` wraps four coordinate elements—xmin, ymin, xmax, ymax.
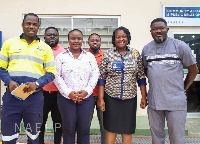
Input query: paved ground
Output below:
<box><xmin>1</xmin><ymin>114</ymin><xmax>200</xmax><ymax>143</ymax></box>
<box><xmin>1</xmin><ymin>135</ymin><xmax>200</xmax><ymax>144</ymax></box>
<box><xmin>91</xmin><ymin>115</ymin><xmax>200</xmax><ymax>137</ymax></box>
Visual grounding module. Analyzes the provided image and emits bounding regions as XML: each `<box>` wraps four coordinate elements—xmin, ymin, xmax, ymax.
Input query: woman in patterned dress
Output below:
<box><xmin>97</xmin><ymin>26</ymin><xmax>147</xmax><ymax>144</ymax></box>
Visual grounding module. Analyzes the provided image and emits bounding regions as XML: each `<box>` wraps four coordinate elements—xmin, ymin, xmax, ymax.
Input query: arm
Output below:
<box><xmin>97</xmin><ymin>85</ymin><xmax>105</xmax><ymax>112</ymax></box>
<box><xmin>23</xmin><ymin>73</ymin><xmax>55</xmax><ymax>92</ymax></box>
<box><xmin>141</xmin><ymin>48</ymin><xmax>148</xmax><ymax>77</ymax></box>
<box><xmin>184</xmin><ymin>64</ymin><xmax>198</xmax><ymax>91</ymax></box>
<box><xmin>178</xmin><ymin>41</ymin><xmax>198</xmax><ymax>91</ymax></box>
<box><xmin>144</xmin><ymin>68</ymin><xmax>148</xmax><ymax>77</ymax></box>
<box><xmin>80</xmin><ymin>54</ymin><xmax>99</xmax><ymax>99</ymax></box>
<box><xmin>54</xmin><ymin>55</ymin><xmax>73</xmax><ymax>99</ymax></box>
<box><xmin>39</xmin><ymin>45</ymin><xmax>56</xmax><ymax>87</ymax></box>
<box><xmin>24</xmin><ymin>45</ymin><xmax>56</xmax><ymax>92</ymax></box>
<box><xmin>0</xmin><ymin>40</ymin><xmax>19</xmax><ymax>91</ymax></box>
<box><xmin>139</xmin><ymin>85</ymin><xmax>147</xmax><ymax>109</ymax></box>
<box><xmin>0</xmin><ymin>67</ymin><xmax>19</xmax><ymax>92</ymax></box>
<box><xmin>0</xmin><ymin>67</ymin><xmax>13</xmax><ymax>86</ymax></box>
<box><xmin>136</xmin><ymin>50</ymin><xmax>147</xmax><ymax>108</ymax></box>
<box><xmin>97</xmin><ymin>52</ymin><xmax>108</xmax><ymax>112</ymax></box>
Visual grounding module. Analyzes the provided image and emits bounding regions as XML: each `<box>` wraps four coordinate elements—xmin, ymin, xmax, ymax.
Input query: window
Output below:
<box><xmin>37</xmin><ymin>15</ymin><xmax>120</xmax><ymax>50</ymax></box>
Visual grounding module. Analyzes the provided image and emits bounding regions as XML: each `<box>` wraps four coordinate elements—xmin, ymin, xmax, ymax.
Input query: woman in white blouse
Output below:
<box><xmin>54</xmin><ymin>29</ymin><xmax>99</xmax><ymax>144</ymax></box>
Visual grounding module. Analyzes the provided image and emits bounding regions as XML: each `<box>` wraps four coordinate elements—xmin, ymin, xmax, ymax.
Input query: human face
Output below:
<box><xmin>114</xmin><ymin>30</ymin><xmax>128</xmax><ymax>50</ymax></box>
<box><xmin>44</xmin><ymin>29</ymin><xmax>59</xmax><ymax>48</ymax></box>
<box><xmin>88</xmin><ymin>34</ymin><xmax>101</xmax><ymax>50</ymax></box>
<box><xmin>68</xmin><ymin>30</ymin><xmax>83</xmax><ymax>51</ymax></box>
<box><xmin>150</xmin><ymin>21</ymin><xmax>169</xmax><ymax>44</ymax></box>
<box><xmin>22</xmin><ymin>15</ymin><xmax>40</xmax><ymax>39</ymax></box>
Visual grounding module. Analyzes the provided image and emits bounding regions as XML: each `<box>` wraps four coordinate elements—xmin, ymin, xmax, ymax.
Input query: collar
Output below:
<box><xmin>20</xmin><ymin>33</ymin><xmax>40</xmax><ymax>42</ymax></box>
<box><xmin>114</xmin><ymin>46</ymin><xmax>130</xmax><ymax>51</ymax></box>
<box><xmin>66</xmin><ymin>47</ymin><xmax>86</xmax><ymax>54</ymax></box>
<box><xmin>52</xmin><ymin>45</ymin><xmax>60</xmax><ymax>50</ymax></box>
<box><xmin>86</xmin><ymin>48</ymin><xmax>104</xmax><ymax>56</ymax></box>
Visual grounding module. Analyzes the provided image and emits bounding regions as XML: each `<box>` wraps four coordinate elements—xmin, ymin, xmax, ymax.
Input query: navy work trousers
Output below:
<box><xmin>1</xmin><ymin>90</ymin><xmax>44</xmax><ymax>144</ymax></box>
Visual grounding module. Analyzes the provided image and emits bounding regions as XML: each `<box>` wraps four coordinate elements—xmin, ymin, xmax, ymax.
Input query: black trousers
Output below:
<box><xmin>39</xmin><ymin>91</ymin><xmax>62</xmax><ymax>144</ymax></box>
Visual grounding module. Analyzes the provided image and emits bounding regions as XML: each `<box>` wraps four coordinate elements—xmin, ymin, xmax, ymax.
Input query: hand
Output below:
<box><xmin>140</xmin><ymin>97</ymin><xmax>147</xmax><ymax>109</ymax></box>
<box><xmin>97</xmin><ymin>98</ymin><xmax>105</xmax><ymax>112</ymax></box>
<box><xmin>8</xmin><ymin>81</ymin><xmax>19</xmax><ymax>92</ymax></box>
<box><xmin>23</xmin><ymin>82</ymin><xmax>37</xmax><ymax>93</ymax></box>
<box><xmin>77</xmin><ymin>90</ymin><xmax>88</xmax><ymax>99</ymax></box>
<box><xmin>68</xmin><ymin>91</ymin><xmax>82</xmax><ymax>103</ymax></box>
<box><xmin>68</xmin><ymin>91</ymin><xmax>76</xmax><ymax>100</ymax></box>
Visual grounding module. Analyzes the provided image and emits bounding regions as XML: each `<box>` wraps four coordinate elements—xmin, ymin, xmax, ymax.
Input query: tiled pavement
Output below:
<box><xmin>1</xmin><ymin>135</ymin><xmax>200</xmax><ymax>144</ymax></box>
<box><xmin>1</xmin><ymin>115</ymin><xmax>200</xmax><ymax>143</ymax></box>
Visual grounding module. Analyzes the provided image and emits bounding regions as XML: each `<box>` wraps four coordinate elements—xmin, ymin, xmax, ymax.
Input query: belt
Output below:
<box><xmin>46</xmin><ymin>91</ymin><xmax>57</xmax><ymax>94</ymax></box>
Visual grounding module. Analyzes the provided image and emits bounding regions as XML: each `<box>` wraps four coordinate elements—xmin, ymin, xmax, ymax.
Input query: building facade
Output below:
<box><xmin>0</xmin><ymin>0</ymin><xmax>200</xmax><ymax>116</ymax></box>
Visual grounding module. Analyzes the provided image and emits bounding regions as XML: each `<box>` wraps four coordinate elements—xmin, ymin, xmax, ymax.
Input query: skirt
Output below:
<box><xmin>103</xmin><ymin>92</ymin><xmax>137</xmax><ymax>134</ymax></box>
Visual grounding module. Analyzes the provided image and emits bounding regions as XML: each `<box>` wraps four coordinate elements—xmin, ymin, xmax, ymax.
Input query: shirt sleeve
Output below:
<box><xmin>136</xmin><ymin>50</ymin><xmax>146</xmax><ymax>86</ymax></box>
<box><xmin>0</xmin><ymin>40</ymin><xmax>13</xmax><ymax>85</ymax></box>
<box><xmin>141</xmin><ymin>46</ymin><xmax>148</xmax><ymax>69</ymax></box>
<box><xmin>178</xmin><ymin>41</ymin><xmax>196</xmax><ymax>67</ymax></box>
<box><xmin>36</xmin><ymin>72</ymin><xmax>55</xmax><ymax>87</ymax></box>
<box><xmin>37</xmin><ymin>44</ymin><xmax>56</xmax><ymax>87</ymax></box>
<box><xmin>54</xmin><ymin>55</ymin><xmax>72</xmax><ymax>99</ymax></box>
<box><xmin>97</xmin><ymin>51</ymin><xmax>108</xmax><ymax>85</ymax></box>
<box><xmin>44</xmin><ymin>44</ymin><xmax>56</xmax><ymax>76</ymax></box>
<box><xmin>83</xmin><ymin>54</ymin><xmax>99</xmax><ymax>97</ymax></box>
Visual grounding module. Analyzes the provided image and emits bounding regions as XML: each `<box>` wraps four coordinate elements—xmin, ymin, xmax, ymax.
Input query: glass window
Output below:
<box><xmin>174</xmin><ymin>34</ymin><xmax>200</xmax><ymax>113</ymax></box>
<box><xmin>37</xmin><ymin>16</ymin><xmax>120</xmax><ymax>50</ymax></box>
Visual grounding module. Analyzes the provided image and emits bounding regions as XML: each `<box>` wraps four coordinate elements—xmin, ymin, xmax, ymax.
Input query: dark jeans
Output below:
<box><xmin>39</xmin><ymin>91</ymin><xmax>62</xmax><ymax>144</ymax></box>
<box><xmin>91</xmin><ymin>96</ymin><xmax>107</xmax><ymax>144</ymax></box>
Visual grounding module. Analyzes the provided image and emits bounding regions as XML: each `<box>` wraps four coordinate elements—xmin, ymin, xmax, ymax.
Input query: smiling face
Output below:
<box><xmin>22</xmin><ymin>15</ymin><xmax>39</xmax><ymax>40</ymax></box>
<box><xmin>150</xmin><ymin>21</ymin><xmax>169</xmax><ymax>44</ymax></box>
<box><xmin>44</xmin><ymin>28</ymin><xmax>59</xmax><ymax>48</ymax></box>
<box><xmin>114</xmin><ymin>30</ymin><xmax>128</xmax><ymax>50</ymax></box>
<box><xmin>68</xmin><ymin>30</ymin><xmax>83</xmax><ymax>51</ymax></box>
<box><xmin>88</xmin><ymin>34</ymin><xmax>101</xmax><ymax>50</ymax></box>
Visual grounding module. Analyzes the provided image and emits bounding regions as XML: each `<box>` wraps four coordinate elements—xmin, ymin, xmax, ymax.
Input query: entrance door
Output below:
<box><xmin>174</xmin><ymin>34</ymin><xmax>200</xmax><ymax>117</ymax></box>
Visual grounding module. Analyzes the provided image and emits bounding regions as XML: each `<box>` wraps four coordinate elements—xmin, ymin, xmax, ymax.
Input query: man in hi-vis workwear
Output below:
<box><xmin>0</xmin><ymin>13</ymin><xmax>56</xmax><ymax>144</ymax></box>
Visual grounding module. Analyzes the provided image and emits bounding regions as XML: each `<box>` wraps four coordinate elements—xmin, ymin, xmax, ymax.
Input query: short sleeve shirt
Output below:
<box><xmin>142</xmin><ymin>37</ymin><xmax>196</xmax><ymax>110</ymax></box>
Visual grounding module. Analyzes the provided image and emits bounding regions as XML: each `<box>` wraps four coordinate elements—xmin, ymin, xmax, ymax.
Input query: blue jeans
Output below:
<box><xmin>91</xmin><ymin>96</ymin><xmax>107</xmax><ymax>144</ymax></box>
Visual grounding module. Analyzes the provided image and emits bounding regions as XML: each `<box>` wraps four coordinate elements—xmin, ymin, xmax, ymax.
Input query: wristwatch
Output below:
<box><xmin>35</xmin><ymin>82</ymin><xmax>39</xmax><ymax>88</ymax></box>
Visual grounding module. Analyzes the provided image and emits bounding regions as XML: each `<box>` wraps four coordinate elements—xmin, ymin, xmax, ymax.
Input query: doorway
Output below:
<box><xmin>174</xmin><ymin>34</ymin><xmax>200</xmax><ymax>117</ymax></box>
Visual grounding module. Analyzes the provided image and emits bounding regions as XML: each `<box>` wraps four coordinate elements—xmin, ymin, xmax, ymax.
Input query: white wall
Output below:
<box><xmin>0</xmin><ymin>0</ymin><xmax>199</xmax><ymax>116</ymax></box>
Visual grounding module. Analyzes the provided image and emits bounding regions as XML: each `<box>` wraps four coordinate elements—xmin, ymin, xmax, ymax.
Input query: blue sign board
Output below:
<box><xmin>163</xmin><ymin>5</ymin><xmax>200</xmax><ymax>26</ymax></box>
<box><xmin>165</xmin><ymin>7</ymin><xmax>200</xmax><ymax>18</ymax></box>
<box><xmin>0</xmin><ymin>31</ymin><xmax>2</xmax><ymax>50</ymax></box>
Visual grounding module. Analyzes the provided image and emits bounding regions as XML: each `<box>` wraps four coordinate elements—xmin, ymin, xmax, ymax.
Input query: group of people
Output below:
<box><xmin>0</xmin><ymin>12</ymin><xmax>198</xmax><ymax>144</ymax></box>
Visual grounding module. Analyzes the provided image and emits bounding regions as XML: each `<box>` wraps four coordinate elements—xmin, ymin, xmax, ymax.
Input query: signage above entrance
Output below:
<box><xmin>162</xmin><ymin>5</ymin><xmax>200</xmax><ymax>26</ymax></box>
